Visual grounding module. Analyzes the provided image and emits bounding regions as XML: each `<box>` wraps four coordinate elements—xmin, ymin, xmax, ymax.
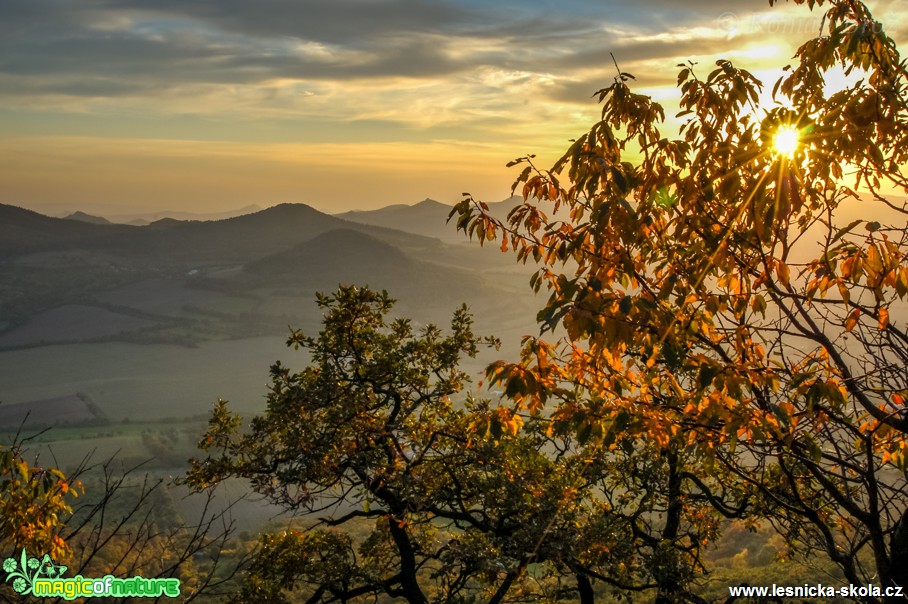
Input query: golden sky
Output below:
<box><xmin>1</xmin><ymin>0</ymin><xmax>905</xmax><ymax>215</ymax></box>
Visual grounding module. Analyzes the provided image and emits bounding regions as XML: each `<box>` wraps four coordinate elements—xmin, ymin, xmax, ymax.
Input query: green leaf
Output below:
<box><xmin>831</xmin><ymin>219</ymin><xmax>863</xmax><ymax>243</ymax></box>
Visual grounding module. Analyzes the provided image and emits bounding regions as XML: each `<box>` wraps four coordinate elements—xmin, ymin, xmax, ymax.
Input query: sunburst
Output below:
<box><xmin>772</xmin><ymin>125</ymin><xmax>801</xmax><ymax>158</ymax></box>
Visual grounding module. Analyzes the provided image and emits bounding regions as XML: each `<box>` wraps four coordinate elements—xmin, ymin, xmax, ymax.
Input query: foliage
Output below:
<box><xmin>188</xmin><ymin>286</ymin><xmax>742</xmax><ymax>603</ymax></box>
<box><xmin>0</xmin><ymin>432</ymin><xmax>246</xmax><ymax>602</ymax></box>
<box><xmin>698</xmin><ymin>521</ymin><xmax>848</xmax><ymax>602</ymax></box>
<box><xmin>0</xmin><ymin>437</ymin><xmax>79</xmax><ymax>561</ymax></box>
<box><xmin>452</xmin><ymin>0</ymin><xmax>908</xmax><ymax>599</ymax></box>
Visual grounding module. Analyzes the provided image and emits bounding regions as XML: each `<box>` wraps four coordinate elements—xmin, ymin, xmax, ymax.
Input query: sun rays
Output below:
<box><xmin>772</xmin><ymin>125</ymin><xmax>801</xmax><ymax>158</ymax></box>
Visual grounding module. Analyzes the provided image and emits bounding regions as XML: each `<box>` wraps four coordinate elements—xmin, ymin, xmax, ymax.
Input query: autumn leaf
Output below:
<box><xmin>878</xmin><ymin>306</ymin><xmax>890</xmax><ymax>329</ymax></box>
<box><xmin>775</xmin><ymin>261</ymin><xmax>791</xmax><ymax>287</ymax></box>
<box><xmin>844</xmin><ymin>308</ymin><xmax>861</xmax><ymax>332</ymax></box>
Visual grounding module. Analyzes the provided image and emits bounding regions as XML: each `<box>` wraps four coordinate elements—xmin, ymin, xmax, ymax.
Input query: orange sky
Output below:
<box><xmin>1</xmin><ymin>0</ymin><xmax>905</xmax><ymax>216</ymax></box>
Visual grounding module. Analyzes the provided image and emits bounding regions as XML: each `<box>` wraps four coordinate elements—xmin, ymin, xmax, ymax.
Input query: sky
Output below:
<box><xmin>1</xmin><ymin>0</ymin><xmax>906</xmax><ymax>216</ymax></box>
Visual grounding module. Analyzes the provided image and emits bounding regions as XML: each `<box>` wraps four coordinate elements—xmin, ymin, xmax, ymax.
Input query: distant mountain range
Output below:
<box><xmin>57</xmin><ymin>197</ymin><xmax>520</xmax><ymax>242</ymax></box>
<box><xmin>60</xmin><ymin>204</ymin><xmax>265</xmax><ymax>225</ymax></box>
<box><xmin>0</xmin><ymin>199</ymin><xmax>535</xmax><ymax>349</ymax></box>
<box><xmin>0</xmin><ymin>203</ymin><xmax>136</xmax><ymax>256</ymax></box>
<box><xmin>63</xmin><ymin>211</ymin><xmax>112</xmax><ymax>225</ymax></box>
<box><xmin>337</xmin><ymin>197</ymin><xmax>519</xmax><ymax>242</ymax></box>
<box><xmin>1</xmin><ymin>202</ymin><xmax>428</xmax><ymax>261</ymax></box>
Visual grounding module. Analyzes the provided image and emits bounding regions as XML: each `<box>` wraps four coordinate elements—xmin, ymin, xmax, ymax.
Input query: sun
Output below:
<box><xmin>772</xmin><ymin>125</ymin><xmax>800</xmax><ymax>157</ymax></box>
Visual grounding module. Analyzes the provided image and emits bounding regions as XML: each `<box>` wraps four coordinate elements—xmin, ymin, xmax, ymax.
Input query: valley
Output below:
<box><xmin>0</xmin><ymin>199</ymin><xmax>539</xmax><ymax>476</ymax></box>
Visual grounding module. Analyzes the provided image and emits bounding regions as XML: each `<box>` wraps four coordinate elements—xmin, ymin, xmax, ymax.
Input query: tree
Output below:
<box><xmin>1</xmin><ymin>429</ymin><xmax>245</xmax><ymax>602</ymax></box>
<box><xmin>187</xmin><ymin>286</ymin><xmax>739</xmax><ymax>603</ymax></box>
<box><xmin>452</xmin><ymin>0</ymin><xmax>908</xmax><ymax>598</ymax></box>
<box><xmin>0</xmin><ymin>436</ymin><xmax>77</xmax><ymax>562</ymax></box>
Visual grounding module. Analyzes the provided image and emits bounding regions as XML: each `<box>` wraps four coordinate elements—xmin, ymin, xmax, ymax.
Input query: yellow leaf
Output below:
<box><xmin>837</xmin><ymin>281</ymin><xmax>850</xmax><ymax>305</ymax></box>
<box><xmin>776</xmin><ymin>261</ymin><xmax>791</xmax><ymax>287</ymax></box>
<box><xmin>646</xmin><ymin>349</ymin><xmax>658</xmax><ymax>368</ymax></box>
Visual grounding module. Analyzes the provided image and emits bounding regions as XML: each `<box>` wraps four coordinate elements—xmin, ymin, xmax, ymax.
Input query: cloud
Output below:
<box><xmin>7</xmin><ymin>0</ymin><xmax>899</xmax><ymax>212</ymax></box>
<box><xmin>0</xmin><ymin>0</ymin><xmax>821</xmax><ymax>154</ymax></box>
<box><xmin>0</xmin><ymin>0</ymin><xmax>732</xmax><ymax>97</ymax></box>
<box><xmin>121</xmin><ymin>0</ymin><xmax>470</xmax><ymax>45</ymax></box>
<box><xmin>2</xmin><ymin>0</ymin><xmax>902</xmax><ymax>102</ymax></box>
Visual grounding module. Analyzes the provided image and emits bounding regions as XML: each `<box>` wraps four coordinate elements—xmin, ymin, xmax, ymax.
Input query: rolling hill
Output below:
<box><xmin>63</xmin><ymin>211</ymin><xmax>112</xmax><ymax>225</ymax></box>
<box><xmin>337</xmin><ymin>196</ymin><xmax>521</xmax><ymax>242</ymax></box>
<box><xmin>0</xmin><ymin>202</ymin><xmax>436</xmax><ymax>262</ymax></box>
<box><xmin>239</xmin><ymin>228</ymin><xmax>489</xmax><ymax>312</ymax></box>
<box><xmin>244</xmin><ymin>228</ymin><xmax>412</xmax><ymax>282</ymax></box>
<box><xmin>0</xmin><ymin>204</ymin><xmax>135</xmax><ymax>256</ymax></box>
<box><xmin>104</xmin><ymin>204</ymin><xmax>263</xmax><ymax>224</ymax></box>
<box><xmin>0</xmin><ymin>202</ymin><xmax>532</xmax><ymax>348</ymax></box>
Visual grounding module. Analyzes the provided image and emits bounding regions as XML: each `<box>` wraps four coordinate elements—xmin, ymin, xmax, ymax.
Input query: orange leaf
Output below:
<box><xmin>844</xmin><ymin>308</ymin><xmax>860</xmax><ymax>333</ymax></box>
<box><xmin>878</xmin><ymin>307</ymin><xmax>890</xmax><ymax>329</ymax></box>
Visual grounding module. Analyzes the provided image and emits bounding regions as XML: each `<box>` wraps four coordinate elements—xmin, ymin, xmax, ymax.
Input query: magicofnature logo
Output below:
<box><xmin>3</xmin><ymin>549</ymin><xmax>180</xmax><ymax>600</ymax></box>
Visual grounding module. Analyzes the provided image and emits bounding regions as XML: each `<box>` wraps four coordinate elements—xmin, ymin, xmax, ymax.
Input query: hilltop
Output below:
<box><xmin>0</xmin><ymin>202</ymin><xmax>533</xmax><ymax>349</ymax></box>
<box><xmin>63</xmin><ymin>211</ymin><xmax>112</xmax><ymax>225</ymax></box>
<box><xmin>337</xmin><ymin>196</ymin><xmax>521</xmax><ymax>242</ymax></box>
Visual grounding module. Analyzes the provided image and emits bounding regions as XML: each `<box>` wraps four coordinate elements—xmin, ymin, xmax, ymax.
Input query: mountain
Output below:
<box><xmin>338</xmin><ymin>198</ymin><xmax>456</xmax><ymax>241</ymax></box>
<box><xmin>338</xmin><ymin>197</ymin><xmax>521</xmax><ymax>242</ymax></box>
<box><xmin>242</xmin><ymin>226</ymin><xmax>476</xmax><ymax>289</ymax></box>
<box><xmin>1</xmin><ymin>199</ymin><xmax>527</xmax><ymax>264</ymax></box>
<box><xmin>0</xmin><ymin>204</ymin><xmax>135</xmax><ymax>256</ymax></box>
<box><xmin>105</xmin><ymin>204</ymin><xmax>264</xmax><ymax>224</ymax></box>
<box><xmin>244</xmin><ymin>228</ymin><xmax>411</xmax><ymax>283</ymax></box>
<box><xmin>0</xmin><ymin>202</ymin><xmax>523</xmax><ymax>346</ymax></box>
<box><xmin>0</xmin><ymin>202</ymin><xmax>434</xmax><ymax>263</ymax></box>
<box><xmin>63</xmin><ymin>211</ymin><xmax>111</xmax><ymax>225</ymax></box>
<box><xmin>238</xmin><ymin>227</ymin><xmax>493</xmax><ymax>321</ymax></box>
<box><xmin>130</xmin><ymin>203</ymin><xmax>442</xmax><ymax>264</ymax></box>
